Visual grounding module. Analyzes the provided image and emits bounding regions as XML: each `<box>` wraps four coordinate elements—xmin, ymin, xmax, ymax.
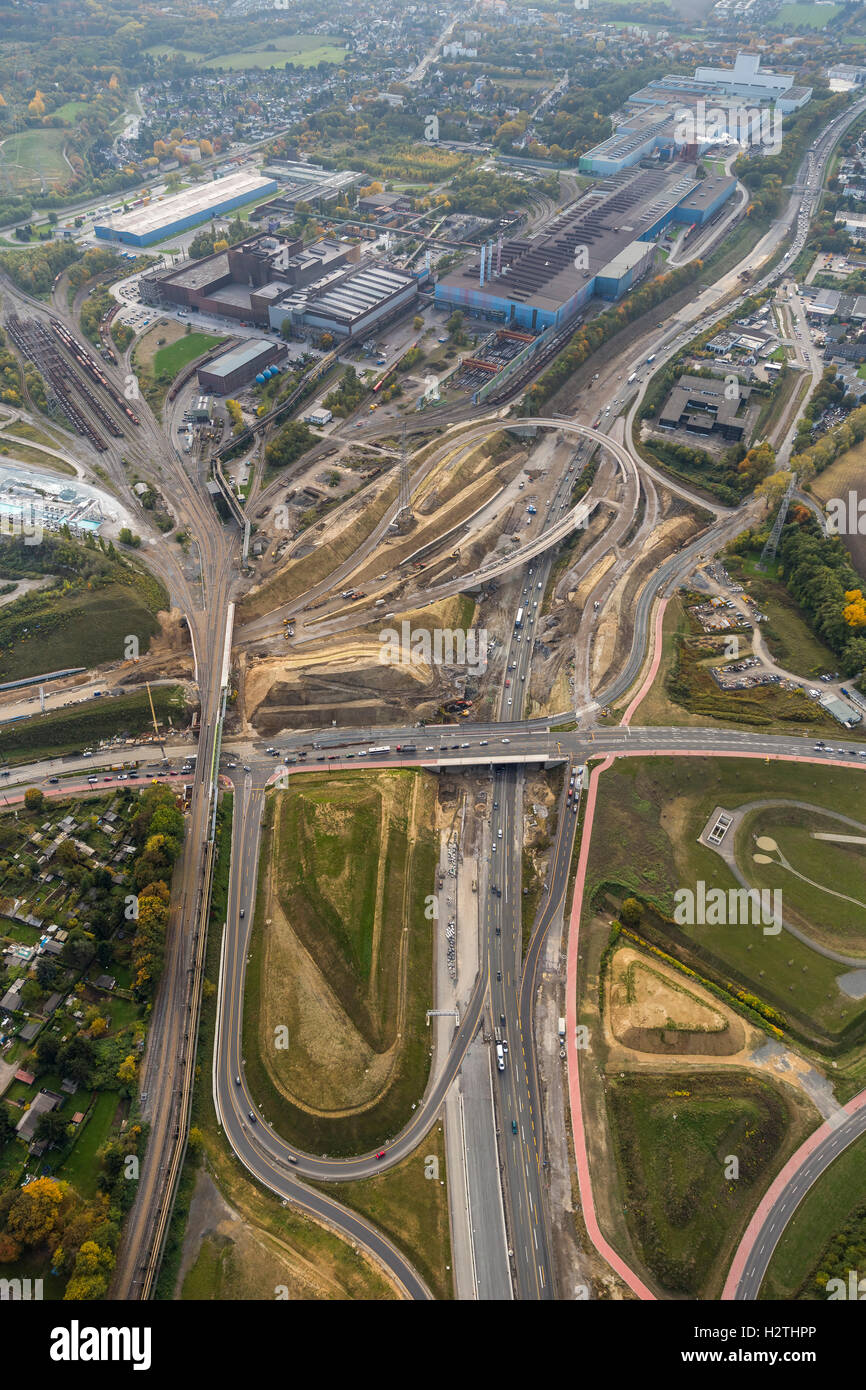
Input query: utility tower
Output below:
<box><xmin>758</xmin><ymin>472</ymin><xmax>798</xmax><ymax>569</ymax></box>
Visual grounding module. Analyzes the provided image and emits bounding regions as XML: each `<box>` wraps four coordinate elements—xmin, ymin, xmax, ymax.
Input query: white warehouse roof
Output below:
<box><xmin>96</xmin><ymin>170</ymin><xmax>275</xmax><ymax>240</ymax></box>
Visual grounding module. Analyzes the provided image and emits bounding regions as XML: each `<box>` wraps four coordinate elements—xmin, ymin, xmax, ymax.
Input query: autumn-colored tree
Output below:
<box><xmin>28</xmin><ymin>91</ymin><xmax>45</xmax><ymax>117</ymax></box>
<box><xmin>117</xmin><ymin>1055</ymin><xmax>137</xmax><ymax>1087</ymax></box>
<box><xmin>7</xmin><ymin>1177</ymin><xmax>67</xmax><ymax>1246</ymax></box>
<box><xmin>843</xmin><ymin>589</ymin><xmax>866</xmax><ymax>628</ymax></box>
<box><xmin>213</xmin><ymin>237</ymin><xmax>229</xmax><ymax>253</ymax></box>
<box><xmin>620</xmin><ymin>898</ymin><xmax>643</xmax><ymax>928</ymax></box>
<box><xmin>63</xmin><ymin>1240</ymin><xmax>114</xmax><ymax>1300</ymax></box>
<box><xmin>199</xmin><ymin>139</ymin><xmax>213</xmax><ymax>158</ymax></box>
<box><xmin>23</xmin><ymin>787</ymin><xmax>44</xmax><ymax>813</ymax></box>
<box><xmin>0</xmin><ymin>1232</ymin><xmax>21</xmax><ymax>1262</ymax></box>
<box><xmin>737</xmin><ymin>441</ymin><xmax>775</xmax><ymax>491</ymax></box>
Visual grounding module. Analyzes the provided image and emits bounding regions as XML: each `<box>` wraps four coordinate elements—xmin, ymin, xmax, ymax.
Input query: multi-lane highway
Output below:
<box><xmin>2</xmin><ymin>78</ymin><xmax>861</xmax><ymax>1306</ymax></box>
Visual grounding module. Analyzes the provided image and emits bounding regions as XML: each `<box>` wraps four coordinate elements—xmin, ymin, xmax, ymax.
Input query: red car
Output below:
<box><xmin>375</xmin><ymin>1149</ymin><xmax>386</xmax><ymax>1160</ymax></box>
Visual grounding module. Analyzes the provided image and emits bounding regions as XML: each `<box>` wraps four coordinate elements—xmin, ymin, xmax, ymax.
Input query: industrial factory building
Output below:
<box><xmin>434</xmin><ymin>168</ymin><xmax>735</xmax><ymax>332</ymax></box>
<box><xmin>197</xmin><ymin>338</ymin><xmax>287</xmax><ymax>395</ymax></box>
<box><xmin>268</xmin><ymin>262</ymin><xmax>420</xmax><ymax>340</ymax></box>
<box><xmin>658</xmin><ymin>375</ymin><xmax>754</xmax><ymax>441</ymax></box>
<box><xmin>94</xmin><ymin>170</ymin><xmax>278</xmax><ymax>247</ymax></box>
<box><xmin>258</xmin><ymin>159</ymin><xmax>363</xmax><ymax>211</ymax></box>
<box><xmin>139</xmin><ymin>231</ymin><xmax>359</xmax><ymax>325</ymax></box>
<box><xmin>578</xmin><ymin>53</ymin><xmax>810</xmax><ymax>177</ymax></box>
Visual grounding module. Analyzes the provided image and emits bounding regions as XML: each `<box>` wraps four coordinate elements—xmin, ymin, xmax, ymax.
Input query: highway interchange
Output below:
<box><xmin>1</xmin><ymin>86</ymin><xmax>865</xmax><ymax>1305</ymax></box>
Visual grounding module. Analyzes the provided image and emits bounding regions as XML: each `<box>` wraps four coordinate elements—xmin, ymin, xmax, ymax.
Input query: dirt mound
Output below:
<box><xmin>249</xmin><ymin>657</ymin><xmax>442</xmax><ymax>732</ymax></box>
<box><xmin>609</xmin><ymin>951</ymin><xmax>744</xmax><ymax>1056</ymax></box>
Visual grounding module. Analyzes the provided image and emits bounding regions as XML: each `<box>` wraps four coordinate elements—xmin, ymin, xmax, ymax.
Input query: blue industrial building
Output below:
<box><xmin>94</xmin><ymin>171</ymin><xmax>277</xmax><ymax>248</ymax></box>
<box><xmin>434</xmin><ymin>169</ymin><xmax>735</xmax><ymax>332</ymax></box>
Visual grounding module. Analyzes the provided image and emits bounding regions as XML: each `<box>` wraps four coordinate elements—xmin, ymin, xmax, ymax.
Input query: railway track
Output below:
<box><xmin>6</xmin><ymin>313</ymin><xmax>110</xmax><ymax>451</ymax></box>
<box><xmin>50</xmin><ymin>318</ymin><xmax>140</xmax><ymax>427</ymax></box>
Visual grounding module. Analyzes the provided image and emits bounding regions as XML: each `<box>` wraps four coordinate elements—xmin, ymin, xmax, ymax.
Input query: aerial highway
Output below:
<box><xmin>726</xmin><ymin>1091</ymin><xmax>866</xmax><ymax>1301</ymax></box>
<box><xmin>2</xmin><ymin>68</ymin><xmax>860</xmax><ymax>1308</ymax></box>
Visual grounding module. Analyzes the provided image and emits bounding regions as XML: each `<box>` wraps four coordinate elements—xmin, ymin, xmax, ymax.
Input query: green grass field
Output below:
<box><xmin>761</xmin><ymin>1131</ymin><xmax>866</xmax><ymax>1298</ymax></box>
<box><xmin>584</xmin><ymin>757</ymin><xmax>866</xmax><ymax>1048</ymax></box>
<box><xmin>144</xmin><ymin>35</ymin><xmax>345</xmax><ymax>69</ymax></box>
<box><xmin>56</xmin><ymin>1092</ymin><xmax>122</xmax><ymax>1198</ymax></box>
<box><xmin>151</xmin><ymin>332</ymin><xmax>223</xmax><ymax>381</ymax></box>
<box><xmin>202</xmin><ymin>36</ymin><xmax>346</xmax><ymax>70</ymax></box>
<box><xmin>0</xmin><ymin>128</ymin><xmax>70</xmax><ymax>193</ymax></box>
<box><xmin>53</xmin><ymin>101</ymin><xmax>92</xmax><ymax>124</ymax></box>
<box><xmin>0</xmin><ymin>583</ymin><xmax>162</xmax><ymax>685</ymax></box>
<box><xmin>737</xmin><ymin>806</ymin><xmax>866</xmax><ymax>956</ymax></box>
<box><xmin>771</xmin><ymin>2</ymin><xmax>841</xmax><ymax>27</ymax></box>
<box><xmin>608</xmin><ymin>1071</ymin><xmax>796</xmax><ymax>1296</ymax></box>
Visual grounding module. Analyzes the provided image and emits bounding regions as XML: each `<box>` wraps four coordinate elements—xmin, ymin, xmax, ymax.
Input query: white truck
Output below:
<box><xmin>495</xmin><ymin>1043</ymin><xmax>506</xmax><ymax>1072</ymax></box>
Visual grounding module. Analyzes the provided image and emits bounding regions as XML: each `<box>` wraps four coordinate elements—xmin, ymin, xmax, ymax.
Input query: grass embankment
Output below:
<box><xmin>582</xmin><ymin>756</ymin><xmax>866</xmax><ymax>1060</ymax></box>
<box><xmin>244</xmin><ymin>769</ymin><xmax>438</xmax><ymax>1155</ymax></box>
<box><xmin>155</xmin><ymin>794</ymin><xmax>397</xmax><ymax>1302</ymax></box>
<box><xmin>761</xmin><ymin>1131</ymin><xmax>866</xmax><ymax>1299</ymax></box>
<box><xmin>312</xmin><ymin>1123</ymin><xmax>452</xmax><ymax>1300</ymax></box>
<box><xmin>608</xmin><ymin>1071</ymin><xmax>803</xmax><ymax>1297</ymax></box>
<box><xmin>0</xmin><ymin>437</ymin><xmax>76</xmax><ymax>477</ymax></box>
<box><xmin>0</xmin><ymin>686</ymin><xmax>186</xmax><ymax>764</ymax></box>
<box><xmin>522</xmin><ymin>846</ymin><xmax>544</xmax><ymax>956</ymax></box>
<box><xmin>0</xmin><ymin>536</ymin><xmax>169</xmax><ymax>684</ymax></box>
<box><xmin>0</xmin><ymin>584</ymin><xmax>163</xmax><ymax>684</ymax></box>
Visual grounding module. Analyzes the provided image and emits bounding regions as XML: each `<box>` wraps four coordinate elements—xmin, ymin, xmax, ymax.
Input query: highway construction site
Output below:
<box><xmin>233</xmin><ymin>420</ymin><xmax>705</xmax><ymax>734</ymax></box>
